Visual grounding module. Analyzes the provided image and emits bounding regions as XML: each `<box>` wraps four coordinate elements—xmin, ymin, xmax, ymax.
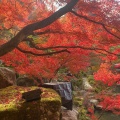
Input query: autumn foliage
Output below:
<box><xmin>94</xmin><ymin>63</ymin><xmax>120</xmax><ymax>86</ymax></box>
<box><xmin>0</xmin><ymin>0</ymin><xmax>120</xmax><ymax>115</ymax></box>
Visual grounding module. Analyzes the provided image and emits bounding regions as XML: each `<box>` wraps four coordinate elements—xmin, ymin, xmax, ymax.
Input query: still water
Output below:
<box><xmin>95</xmin><ymin>85</ymin><xmax>120</xmax><ymax>120</ymax></box>
<box><xmin>95</xmin><ymin>111</ymin><xmax>120</xmax><ymax>120</ymax></box>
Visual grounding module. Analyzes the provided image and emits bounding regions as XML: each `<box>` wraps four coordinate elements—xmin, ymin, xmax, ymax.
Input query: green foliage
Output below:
<box><xmin>77</xmin><ymin>106</ymin><xmax>90</xmax><ymax>120</ymax></box>
<box><xmin>27</xmin><ymin>35</ymin><xmax>48</xmax><ymax>44</ymax></box>
<box><xmin>73</xmin><ymin>96</ymin><xmax>90</xmax><ymax>120</ymax></box>
<box><xmin>75</xmin><ymin>71</ymin><xmax>87</xmax><ymax>78</ymax></box>
<box><xmin>71</xmin><ymin>79</ymin><xmax>82</xmax><ymax>90</ymax></box>
<box><xmin>71</xmin><ymin>71</ymin><xmax>88</xmax><ymax>90</ymax></box>
<box><xmin>0</xmin><ymin>29</ymin><xmax>14</xmax><ymax>40</ymax></box>
<box><xmin>74</xmin><ymin>97</ymin><xmax>83</xmax><ymax>107</ymax></box>
<box><xmin>88</xmin><ymin>75</ymin><xmax>95</xmax><ymax>85</ymax></box>
<box><xmin>58</xmin><ymin>67</ymin><xmax>68</xmax><ymax>74</ymax></box>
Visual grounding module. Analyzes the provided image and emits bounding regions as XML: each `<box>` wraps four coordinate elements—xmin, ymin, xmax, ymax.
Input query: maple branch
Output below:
<box><xmin>22</xmin><ymin>29</ymin><xmax>120</xmax><ymax>56</ymax></box>
<box><xmin>21</xmin><ymin>27</ymin><xmax>120</xmax><ymax>56</ymax></box>
<box><xmin>30</xmin><ymin>45</ymin><xmax>119</xmax><ymax>56</ymax></box>
<box><xmin>71</xmin><ymin>10</ymin><xmax>120</xmax><ymax>40</ymax></box>
<box><xmin>19</xmin><ymin>39</ymin><xmax>120</xmax><ymax>57</ymax></box>
<box><xmin>0</xmin><ymin>0</ymin><xmax>78</xmax><ymax>56</ymax></box>
<box><xmin>94</xmin><ymin>50</ymin><xmax>108</xmax><ymax>56</ymax></box>
<box><xmin>16</xmin><ymin>47</ymin><xmax>70</xmax><ymax>56</ymax></box>
<box><xmin>34</xmin><ymin>30</ymin><xmax>81</xmax><ymax>36</ymax></box>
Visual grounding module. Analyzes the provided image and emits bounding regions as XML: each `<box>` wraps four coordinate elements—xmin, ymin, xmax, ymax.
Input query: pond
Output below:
<box><xmin>95</xmin><ymin>110</ymin><xmax>120</xmax><ymax>120</ymax></box>
<box><xmin>95</xmin><ymin>84</ymin><xmax>120</xmax><ymax>120</ymax></box>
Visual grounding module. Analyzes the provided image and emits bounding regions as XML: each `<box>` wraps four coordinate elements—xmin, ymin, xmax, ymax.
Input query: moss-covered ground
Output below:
<box><xmin>0</xmin><ymin>86</ymin><xmax>61</xmax><ymax>120</ymax></box>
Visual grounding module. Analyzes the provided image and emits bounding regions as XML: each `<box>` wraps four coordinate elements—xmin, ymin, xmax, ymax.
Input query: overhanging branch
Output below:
<box><xmin>16</xmin><ymin>47</ymin><xmax>70</xmax><ymax>56</ymax></box>
<box><xmin>50</xmin><ymin>45</ymin><xmax>120</xmax><ymax>56</ymax></box>
<box><xmin>0</xmin><ymin>0</ymin><xmax>78</xmax><ymax>56</ymax></box>
<box><xmin>18</xmin><ymin>44</ymin><xmax>120</xmax><ymax>56</ymax></box>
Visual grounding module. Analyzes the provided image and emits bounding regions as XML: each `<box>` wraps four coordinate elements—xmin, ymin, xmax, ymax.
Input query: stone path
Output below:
<box><xmin>61</xmin><ymin>106</ymin><xmax>78</xmax><ymax>120</ymax></box>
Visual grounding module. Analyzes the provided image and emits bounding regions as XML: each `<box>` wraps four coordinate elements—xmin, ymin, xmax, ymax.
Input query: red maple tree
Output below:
<box><xmin>0</xmin><ymin>0</ymin><xmax>120</xmax><ymax>115</ymax></box>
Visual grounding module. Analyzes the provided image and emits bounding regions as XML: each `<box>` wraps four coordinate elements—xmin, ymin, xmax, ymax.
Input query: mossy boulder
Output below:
<box><xmin>0</xmin><ymin>86</ymin><xmax>61</xmax><ymax>120</ymax></box>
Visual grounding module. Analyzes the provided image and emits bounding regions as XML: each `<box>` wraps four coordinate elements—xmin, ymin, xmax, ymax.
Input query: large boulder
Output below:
<box><xmin>0</xmin><ymin>67</ymin><xmax>16</xmax><ymax>89</ymax></box>
<box><xmin>0</xmin><ymin>86</ymin><xmax>61</xmax><ymax>120</ymax></box>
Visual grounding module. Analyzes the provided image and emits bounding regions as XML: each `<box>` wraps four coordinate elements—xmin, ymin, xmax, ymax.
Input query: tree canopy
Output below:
<box><xmin>0</xmin><ymin>0</ymin><xmax>120</xmax><ymax>116</ymax></box>
<box><xmin>0</xmin><ymin>0</ymin><xmax>120</xmax><ymax>80</ymax></box>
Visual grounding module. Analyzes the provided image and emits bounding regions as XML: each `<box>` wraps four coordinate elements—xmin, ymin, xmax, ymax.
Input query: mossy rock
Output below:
<box><xmin>0</xmin><ymin>86</ymin><xmax>61</xmax><ymax>120</ymax></box>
